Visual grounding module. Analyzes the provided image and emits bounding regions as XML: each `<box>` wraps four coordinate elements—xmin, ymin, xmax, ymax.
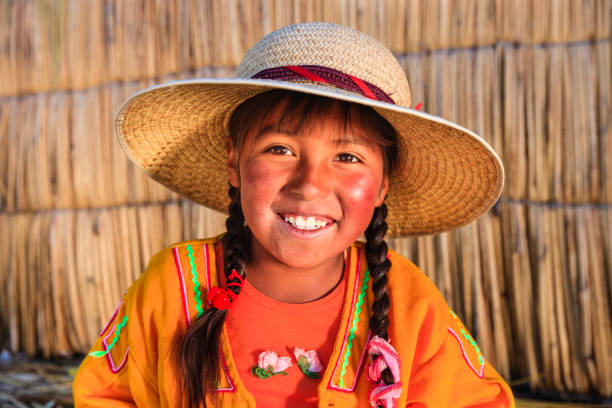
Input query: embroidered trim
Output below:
<box><xmin>448</xmin><ymin>310</ymin><xmax>485</xmax><ymax>377</ymax></box>
<box><xmin>328</xmin><ymin>248</ymin><xmax>370</xmax><ymax>392</ymax></box>
<box><xmin>186</xmin><ymin>244</ymin><xmax>205</xmax><ymax>318</ymax></box>
<box><xmin>173</xmin><ymin>247</ymin><xmax>192</xmax><ymax>326</ymax></box>
<box><xmin>203</xmin><ymin>244</ymin><xmax>212</xmax><ymax>298</ymax></box>
<box><xmin>199</xmin><ymin>243</ymin><xmax>236</xmax><ymax>393</ymax></box>
<box><xmin>89</xmin><ymin>315</ymin><xmax>128</xmax><ymax>357</ymax></box>
<box><xmin>102</xmin><ymin>319</ymin><xmax>130</xmax><ymax>373</ymax></box>
<box><xmin>338</xmin><ymin>268</ymin><xmax>370</xmax><ymax>387</ymax></box>
<box><xmin>218</xmin><ymin>340</ymin><xmax>236</xmax><ymax>392</ymax></box>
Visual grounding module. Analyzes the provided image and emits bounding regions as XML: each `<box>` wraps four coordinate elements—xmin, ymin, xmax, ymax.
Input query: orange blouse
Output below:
<box><xmin>73</xmin><ymin>235</ymin><xmax>515</xmax><ymax>407</ymax></box>
<box><xmin>226</xmin><ymin>256</ymin><xmax>347</xmax><ymax>407</ymax></box>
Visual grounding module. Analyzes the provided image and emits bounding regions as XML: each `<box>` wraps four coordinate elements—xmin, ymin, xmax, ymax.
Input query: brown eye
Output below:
<box><xmin>336</xmin><ymin>153</ymin><xmax>360</xmax><ymax>163</ymax></box>
<box><xmin>266</xmin><ymin>145</ymin><xmax>292</xmax><ymax>155</ymax></box>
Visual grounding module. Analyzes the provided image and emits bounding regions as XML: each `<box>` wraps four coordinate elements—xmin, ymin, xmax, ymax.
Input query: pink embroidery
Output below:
<box><xmin>217</xmin><ymin>344</ymin><xmax>236</xmax><ymax>392</ymax></box>
<box><xmin>447</xmin><ymin>327</ymin><xmax>485</xmax><ymax>377</ymax></box>
<box><xmin>203</xmin><ymin>244</ymin><xmax>212</xmax><ymax>301</ymax></box>
<box><xmin>202</xmin><ymin>243</ymin><xmax>236</xmax><ymax>393</ymax></box>
<box><xmin>102</xmin><ymin>319</ymin><xmax>129</xmax><ymax>373</ymax></box>
<box><xmin>173</xmin><ymin>247</ymin><xmax>192</xmax><ymax>327</ymax></box>
<box><xmin>327</xmin><ymin>249</ymin><xmax>365</xmax><ymax>392</ymax></box>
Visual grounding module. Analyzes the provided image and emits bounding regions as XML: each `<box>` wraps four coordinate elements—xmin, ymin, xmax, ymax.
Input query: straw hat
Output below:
<box><xmin>115</xmin><ymin>22</ymin><xmax>504</xmax><ymax>236</ymax></box>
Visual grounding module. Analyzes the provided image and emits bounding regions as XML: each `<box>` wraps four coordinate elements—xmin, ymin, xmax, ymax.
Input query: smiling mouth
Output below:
<box><xmin>278</xmin><ymin>213</ymin><xmax>335</xmax><ymax>231</ymax></box>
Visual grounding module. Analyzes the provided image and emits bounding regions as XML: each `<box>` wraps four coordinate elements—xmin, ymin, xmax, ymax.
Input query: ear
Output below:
<box><xmin>227</xmin><ymin>142</ymin><xmax>240</xmax><ymax>188</ymax></box>
<box><xmin>374</xmin><ymin>175</ymin><xmax>389</xmax><ymax>207</ymax></box>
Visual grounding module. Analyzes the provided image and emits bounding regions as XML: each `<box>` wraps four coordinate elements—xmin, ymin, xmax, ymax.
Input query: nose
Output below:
<box><xmin>286</xmin><ymin>156</ymin><xmax>330</xmax><ymax>201</ymax></box>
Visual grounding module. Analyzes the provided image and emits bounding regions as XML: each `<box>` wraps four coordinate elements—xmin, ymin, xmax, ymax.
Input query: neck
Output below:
<box><xmin>246</xmin><ymin>237</ymin><xmax>346</xmax><ymax>304</ymax></box>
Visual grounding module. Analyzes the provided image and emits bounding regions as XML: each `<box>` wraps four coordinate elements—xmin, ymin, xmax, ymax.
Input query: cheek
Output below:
<box><xmin>340</xmin><ymin>172</ymin><xmax>382</xmax><ymax>205</ymax></box>
<box><xmin>239</xmin><ymin>159</ymin><xmax>285</xmax><ymax>215</ymax></box>
<box><xmin>338</xmin><ymin>172</ymin><xmax>383</xmax><ymax>230</ymax></box>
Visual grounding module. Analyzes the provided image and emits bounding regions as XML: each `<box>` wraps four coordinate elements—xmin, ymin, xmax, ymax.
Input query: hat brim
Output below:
<box><xmin>115</xmin><ymin>78</ymin><xmax>504</xmax><ymax>236</ymax></box>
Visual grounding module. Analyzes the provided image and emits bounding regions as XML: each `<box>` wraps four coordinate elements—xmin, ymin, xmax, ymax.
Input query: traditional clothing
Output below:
<box><xmin>73</xmin><ymin>235</ymin><xmax>514</xmax><ymax>407</ymax></box>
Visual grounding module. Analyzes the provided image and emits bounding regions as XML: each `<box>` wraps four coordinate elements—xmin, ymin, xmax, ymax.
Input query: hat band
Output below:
<box><xmin>251</xmin><ymin>65</ymin><xmax>395</xmax><ymax>104</ymax></box>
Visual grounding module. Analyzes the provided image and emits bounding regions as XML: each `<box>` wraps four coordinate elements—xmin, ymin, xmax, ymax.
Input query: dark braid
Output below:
<box><xmin>222</xmin><ymin>186</ymin><xmax>248</xmax><ymax>292</ymax></box>
<box><xmin>365</xmin><ymin>202</ymin><xmax>395</xmax><ymax>387</ymax></box>
<box><xmin>173</xmin><ymin>186</ymin><xmax>248</xmax><ymax>407</ymax></box>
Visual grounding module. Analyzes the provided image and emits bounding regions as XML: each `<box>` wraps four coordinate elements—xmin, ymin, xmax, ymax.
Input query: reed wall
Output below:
<box><xmin>0</xmin><ymin>0</ymin><xmax>611</xmax><ymax>398</ymax></box>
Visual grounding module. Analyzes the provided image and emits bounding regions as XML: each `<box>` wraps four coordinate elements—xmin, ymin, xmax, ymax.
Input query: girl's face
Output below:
<box><xmin>227</xmin><ymin>97</ymin><xmax>389</xmax><ymax>271</ymax></box>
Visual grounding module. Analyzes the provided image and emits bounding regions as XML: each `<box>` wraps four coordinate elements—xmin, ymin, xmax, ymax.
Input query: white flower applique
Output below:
<box><xmin>252</xmin><ymin>351</ymin><xmax>292</xmax><ymax>379</ymax></box>
<box><xmin>294</xmin><ymin>347</ymin><xmax>324</xmax><ymax>379</ymax></box>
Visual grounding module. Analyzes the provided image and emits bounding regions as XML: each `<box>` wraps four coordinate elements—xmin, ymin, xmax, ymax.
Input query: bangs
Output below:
<box><xmin>229</xmin><ymin>89</ymin><xmax>399</xmax><ymax>176</ymax></box>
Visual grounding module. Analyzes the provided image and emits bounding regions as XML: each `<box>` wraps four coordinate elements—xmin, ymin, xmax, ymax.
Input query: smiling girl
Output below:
<box><xmin>73</xmin><ymin>23</ymin><xmax>514</xmax><ymax>407</ymax></box>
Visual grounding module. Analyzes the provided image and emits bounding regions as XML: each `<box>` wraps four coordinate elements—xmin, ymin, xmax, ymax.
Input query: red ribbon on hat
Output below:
<box><xmin>207</xmin><ymin>269</ymin><xmax>244</xmax><ymax>310</ymax></box>
<box><xmin>252</xmin><ymin>65</ymin><xmax>395</xmax><ymax>103</ymax></box>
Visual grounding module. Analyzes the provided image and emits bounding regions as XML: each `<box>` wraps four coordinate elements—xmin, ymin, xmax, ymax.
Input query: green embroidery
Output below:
<box><xmin>451</xmin><ymin>310</ymin><xmax>485</xmax><ymax>365</ymax></box>
<box><xmin>187</xmin><ymin>244</ymin><xmax>204</xmax><ymax>318</ymax></box>
<box><xmin>89</xmin><ymin>315</ymin><xmax>128</xmax><ymax>357</ymax></box>
<box><xmin>338</xmin><ymin>268</ymin><xmax>370</xmax><ymax>388</ymax></box>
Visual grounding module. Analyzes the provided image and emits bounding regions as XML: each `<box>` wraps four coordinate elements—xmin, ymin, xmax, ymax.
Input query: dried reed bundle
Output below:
<box><xmin>582</xmin><ymin>208</ymin><xmax>612</xmax><ymax>395</ymax></box>
<box><xmin>596</xmin><ymin>42</ymin><xmax>612</xmax><ymax>203</ymax></box>
<box><xmin>477</xmin><ymin>212</ymin><xmax>510</xmax><ymax>378</ymax></box>
<box><xmin>48</xmin><ymin>212</ymin><xmax>72</xmax><ymax>357</ymax></box>
<box><xmin>74</xmin><ymin>210</ymin><xmax>101</xmax><ymax>347</ymax></box>
<box><xmin>48</xmin><ymin>92</ymin><xmax>76</xmax><ymax>209</ymax></box>
<box><xmin>55</xmin><ymin>211</ymin><xmax>89</xmax><ymax>352</ymax></box>
<box><xmin>0</xmin><ymin>98</ymin><xmax>9</xmax><ymax>212</ymax></box>
<box><xmin>500</xmin><ymin>202</ymin><xmax>539</xmax><ymax>386</ymax></box>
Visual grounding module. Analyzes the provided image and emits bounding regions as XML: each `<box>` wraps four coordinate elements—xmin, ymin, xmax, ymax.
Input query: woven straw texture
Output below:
<box><xmin>1</xmin><ymin>0</ymin><xmax>611</xmax><ymax>401</ymax></box>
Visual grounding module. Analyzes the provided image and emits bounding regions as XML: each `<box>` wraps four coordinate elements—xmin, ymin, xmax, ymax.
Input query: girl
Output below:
<box><xmin>73</xmin><ymin>22</ymin><xmax>514</xmax><ymax>407</ymax></box>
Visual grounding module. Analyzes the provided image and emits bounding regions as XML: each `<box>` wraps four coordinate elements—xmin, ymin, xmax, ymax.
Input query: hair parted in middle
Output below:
<box><xmin>172</xmin><ymin>89</ymin><xmax>400</xmax><ymax>407</ymax></box>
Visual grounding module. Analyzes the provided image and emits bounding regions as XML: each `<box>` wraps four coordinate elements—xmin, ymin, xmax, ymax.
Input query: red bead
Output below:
<box><xmin>212</xmin><ymin>293</ymin><xmax>232</xmax><ymax>309</ymax></box>
<box><xmin>207</xmin><ymin>286</ymin><xmax>235</xmax><ymax>310</ymax></box>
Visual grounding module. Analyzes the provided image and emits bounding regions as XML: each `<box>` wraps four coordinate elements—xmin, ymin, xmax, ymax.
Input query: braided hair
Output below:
<box><xmin>172</xmin><ymin>186</ymin><xmax>248</xmax><ymax>407</ymax></box>
<box><xmin>365</xmin><ymin>202</ymin><xmax>395</xmax><ymax>387</ymax></box>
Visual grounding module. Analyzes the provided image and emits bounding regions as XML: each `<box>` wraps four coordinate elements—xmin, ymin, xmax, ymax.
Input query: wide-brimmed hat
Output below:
<box><xmin>115</xmin><ymin>22</ymin><xmax>504</xmax><ymax>236</ymax></box>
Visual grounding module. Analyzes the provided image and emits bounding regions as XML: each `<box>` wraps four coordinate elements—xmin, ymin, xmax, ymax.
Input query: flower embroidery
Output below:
<box><xmin>251</xmin><ymin>351</ymin><xmax>292</xmax><ymax>379</ymax></box>
<box><xmin>294</xmin><ymin>348</ymin><xmax>323</xmax><ymax>379</ymax></box>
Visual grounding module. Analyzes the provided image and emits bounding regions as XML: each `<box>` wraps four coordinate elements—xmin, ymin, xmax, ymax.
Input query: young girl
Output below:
<box><xmin>73</xmin><ymin>22</ymin><xmax>514</xmax><ymax>407</ymax></box>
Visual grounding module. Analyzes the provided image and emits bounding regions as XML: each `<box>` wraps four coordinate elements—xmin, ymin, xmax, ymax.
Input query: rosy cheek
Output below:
<box><xmin>239</xmin><ymin>159</ymin><xmax>285</xmax><ymax>215</ymax></box>
<box><xmin>341</xmin><ymin>173</ymin><xmax>381</xmax><ymax>205</ymax></box>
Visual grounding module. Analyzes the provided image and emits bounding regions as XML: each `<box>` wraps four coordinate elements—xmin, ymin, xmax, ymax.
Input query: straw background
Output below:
<box><xmin>0</xmin><ymin>0</ymin><xmax>611</xmax><ymax>399</ymax></box>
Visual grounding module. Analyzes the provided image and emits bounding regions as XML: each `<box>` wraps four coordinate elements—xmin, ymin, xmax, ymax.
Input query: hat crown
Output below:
<box><xmin>235</xmin><ymin>22</ymin><xmax>412</xmax><ymax>107</ymax></box>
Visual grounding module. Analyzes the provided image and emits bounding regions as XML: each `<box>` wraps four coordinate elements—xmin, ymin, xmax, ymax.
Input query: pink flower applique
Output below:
<box><xmin>294</xmin><ymin>347</ymin><xmax>323</xmax><ymax>379</ymax></box>
<box><xmin>251</xmin><ymin>351</ymin><xmax>292</xmax><ymax>379</ymax></box>
<box><xmin>366</xmin><ymin>336</ymin><xmax>403</xmax><ymax>408</ymax></box>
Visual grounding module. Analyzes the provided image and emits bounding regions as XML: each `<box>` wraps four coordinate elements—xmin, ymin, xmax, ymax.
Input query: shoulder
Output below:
<box><xmin>386</xmin><ymin>248</ymin><xmax>448</xmax><ymax>312</ymax></box>
<box><xmin>381</xmin><ymin>248</ymin><xmax>454</xmax><ymax>361</ymax></box>
<box><xmin>127</xmin><ymin>234</ymin><xmax>224</xmax><ymax>323</ymax></box>
<box><xmin>134</xmin><ymin>234</ymin><xmax>223</xmax><ymax>287</ymax></box>
<box><xmin>351</xmin><ymin>242</ymin><xmax>451</xmax><ymax>334</ymax></box>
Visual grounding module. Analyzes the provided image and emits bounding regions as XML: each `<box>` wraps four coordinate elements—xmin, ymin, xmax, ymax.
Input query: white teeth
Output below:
<box><xmin>284</xmin><ymin>215</ymin><xmax>330</xmax><ymax>230</ymax></box>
